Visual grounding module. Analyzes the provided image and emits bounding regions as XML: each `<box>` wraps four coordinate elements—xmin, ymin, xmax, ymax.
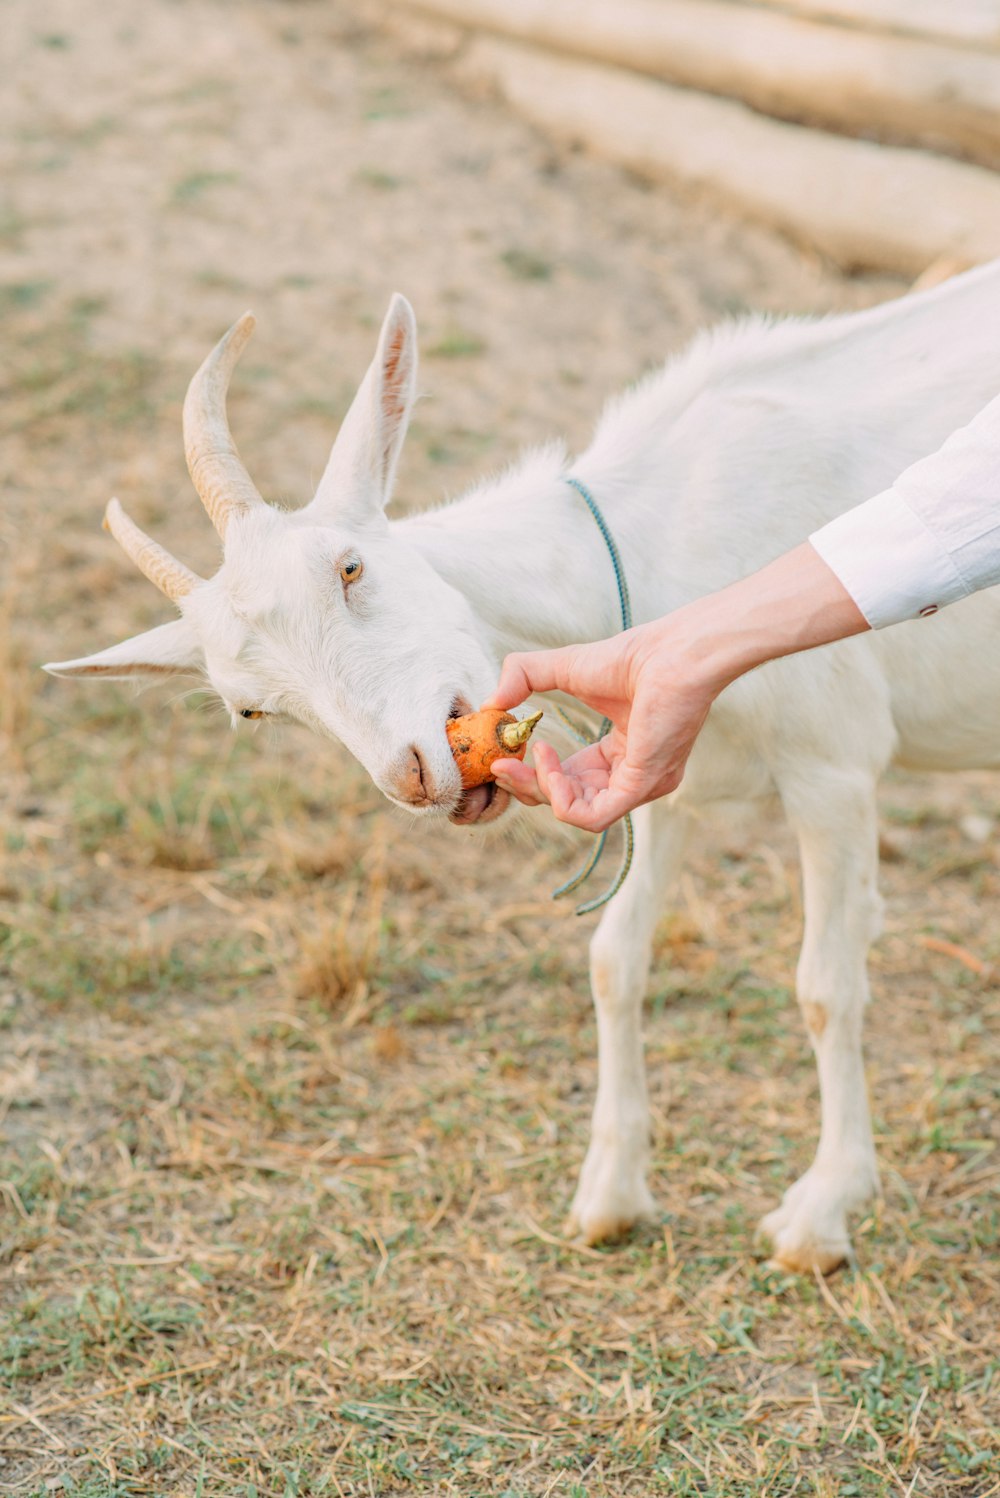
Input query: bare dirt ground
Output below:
<box><xmin>1</xmin><ymin>3</ymin><xmax>998</xmax><ymax>1494</ymax></box>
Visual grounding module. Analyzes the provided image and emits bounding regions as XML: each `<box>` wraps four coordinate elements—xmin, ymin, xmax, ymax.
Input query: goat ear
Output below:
<box><xmin>42</xmin><ymin>619</ymin><xmax>204</xmax><ymax>680</ymax></box>
<box><xmin>310</xmin><ymin>293</ymin><xmax>418</xmax><ymax>522</ymax></box>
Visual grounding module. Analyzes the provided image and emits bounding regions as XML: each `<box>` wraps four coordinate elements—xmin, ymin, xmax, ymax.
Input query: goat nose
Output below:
<box><xmin>388</xmin><ymin>748</ymin><xmax>436</xmax><ymax>806</ymax></box>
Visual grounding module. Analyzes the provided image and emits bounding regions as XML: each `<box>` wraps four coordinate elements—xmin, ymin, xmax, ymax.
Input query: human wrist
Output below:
<box><xmin>712</xmin><ymin>542</ymin><xmax>869</xmax><ymax>676</ymax></box>
<box><xmin>632</xmin><ymin>597</ymin><xmax>756</xmax><ymax>701</ymax></box>
<box><xmin>709</xmin><ymin>543</ymin><xmax>868</xmax><ymax>677</ymax></box>
<box><xmin>677</xmin><ymin>593</ymin><xmax>768</xmax><ymax>694</ymax></box>
<box><xmin>640</xmin><ymin>542</ymin><xmax>869</xmax><ymax>698</ymax></box>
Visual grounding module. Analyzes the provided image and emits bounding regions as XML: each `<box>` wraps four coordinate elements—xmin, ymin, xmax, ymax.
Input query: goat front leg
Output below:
<box><xmin>761</xmin><ymin>769</ymin><xmax>883</xmax><ymax>1274</ymax></box>
<box><xmin>566</xmin><ymin>801</ymin><xmax>690</xmax><ymax>1245</ymax></box>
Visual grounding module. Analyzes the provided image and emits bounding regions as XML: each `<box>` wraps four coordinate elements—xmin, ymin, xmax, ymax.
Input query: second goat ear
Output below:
<box><xmin>371</xmin><ymin>292</ymin><xmax>418</xmax><ymax>500</ymax></box>
<box><xmin>309</xmin><ymin>293</ymin><xmax>418</xmax><ymax>525</ymax></box>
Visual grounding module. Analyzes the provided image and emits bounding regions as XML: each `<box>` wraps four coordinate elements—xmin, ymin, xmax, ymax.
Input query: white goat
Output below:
<box><xmin>46</xmin><ymin>260</ymin><xmax>1000</xmax><ymax>1273</ymax></box>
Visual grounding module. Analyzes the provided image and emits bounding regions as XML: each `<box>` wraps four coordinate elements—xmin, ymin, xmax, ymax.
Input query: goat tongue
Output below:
<box><xmin>451</xmin><ymin>783</ymin><xmax>493</xmax><ymax>824</ymax></box>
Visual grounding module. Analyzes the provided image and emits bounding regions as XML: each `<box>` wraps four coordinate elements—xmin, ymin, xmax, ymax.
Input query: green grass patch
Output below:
<box><xmin>171</xmin><ymin>170</ymin><xmax>242</xmax><ymax>204</ymax></box>
<box><xmin>500</xmin><ymin>247</ymin><xmax>553</xmax><ymax>282</ymax></box>
<box><xmin>426</xmin><ymin>329</ymin><xmax>486</xmax><ymax>359</ymax></box>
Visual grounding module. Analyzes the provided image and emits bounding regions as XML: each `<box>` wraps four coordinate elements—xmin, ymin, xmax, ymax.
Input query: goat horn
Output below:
<box><xmin>103</xmin><ymin>498</ymin><xmax>202</xmax><ymax>601</ymax></box>
<box><xmin>183</xmin><ymin>312</ymin><xmax>264</xmax><ymax>538</ymax></box>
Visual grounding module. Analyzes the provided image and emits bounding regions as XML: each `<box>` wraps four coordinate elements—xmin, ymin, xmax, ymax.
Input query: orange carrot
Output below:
<box><xmin>446</xmin><ymin>709</ymin><xmax>542</xmax><ymax>788</ymax></box>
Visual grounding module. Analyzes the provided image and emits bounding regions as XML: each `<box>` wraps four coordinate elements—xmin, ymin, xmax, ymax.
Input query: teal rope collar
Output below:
<box><xmin>551</xmin><ymin>475</ymin><xmax>635</xmax><ymax>916</ymax></box>
<box><xmin>564</xmin><ymin>475</ymin><xmax>633</xmax><ymax>632</ymax></box>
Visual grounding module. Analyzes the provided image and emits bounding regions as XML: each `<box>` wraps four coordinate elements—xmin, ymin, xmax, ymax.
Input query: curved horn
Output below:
<box><xmin>103</xmin><ymin>498</ymin><xmax>202</xmax><ymax>602</ymax></box>
<box><xmin>183</xmin><ymin>312</ymin><xmax>264</xmax><ymax>538</ymax></box>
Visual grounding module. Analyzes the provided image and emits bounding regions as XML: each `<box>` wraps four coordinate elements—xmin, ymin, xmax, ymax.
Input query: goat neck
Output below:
<box><xmin>398</xmin><ymin>451</ymin><xmax>630</xmax><ymax>660</ymax></box>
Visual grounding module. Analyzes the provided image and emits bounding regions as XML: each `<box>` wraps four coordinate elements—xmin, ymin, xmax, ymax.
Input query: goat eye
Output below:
<box><xmin>339</xmin><ymin>557</ymin><xmax>363</xmax><ymax>584</ymax></box>
<box><xmin>240</xmin><ymin>708</ymin><xmax>263</xmax><ymax>720</ymax></box>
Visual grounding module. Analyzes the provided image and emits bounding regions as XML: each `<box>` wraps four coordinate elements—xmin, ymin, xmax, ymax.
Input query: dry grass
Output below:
<box><xmin>289</xmin><ymin>834</ymin><xmax>389</xmax><ymax>1021</ymax></box>
<box><xmin>2</xmin><ymin>2</ymin><xmax>998</xmax><ymax>1494</ymax></box>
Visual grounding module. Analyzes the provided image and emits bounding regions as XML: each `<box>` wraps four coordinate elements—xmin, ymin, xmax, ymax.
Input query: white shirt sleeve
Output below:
<box><xmin>809</xmin><ymin>388</ymin><xmax>1000</xmax><ymax>629</ymax></box>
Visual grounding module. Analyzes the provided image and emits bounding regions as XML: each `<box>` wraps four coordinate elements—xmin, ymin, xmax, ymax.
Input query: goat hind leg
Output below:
<box><xmin>762</xmin><ymin>771</ymin><xmax>882</xmax><ymax>1274</ymax></box>
<box><xmin>566</xmin><ymin>801</ymin><xmax>689</xmax><ymax>1245</ymax></box>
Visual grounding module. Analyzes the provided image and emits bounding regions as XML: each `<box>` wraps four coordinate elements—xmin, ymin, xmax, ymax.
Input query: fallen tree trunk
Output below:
<box><xmin>457</xmin><ymin>36</ymin><xmax>1000</xmax><ymax>276</ymax></box>
<box><xmin>394</xmin><ymin>0</ymin><xmax>1000</xmax><ymax>165</ymax></box>
<box><xmin>760</xmin><ymin>0</ymin><xmax>1000</xmax><ymax>50</ymax></box>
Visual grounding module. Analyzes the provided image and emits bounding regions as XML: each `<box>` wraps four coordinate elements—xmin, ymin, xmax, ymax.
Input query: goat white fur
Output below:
<box><xmin>47</xmin><ymin>260</ymin><xmax>1000</xmax><ymax>1273</ymax></box>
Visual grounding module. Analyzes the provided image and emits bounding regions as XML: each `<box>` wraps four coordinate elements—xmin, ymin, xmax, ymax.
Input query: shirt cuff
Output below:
<box><xmin>809</xmin><ymin>488</ymin><xmax>973</xmax><ymax>630</ymax></box>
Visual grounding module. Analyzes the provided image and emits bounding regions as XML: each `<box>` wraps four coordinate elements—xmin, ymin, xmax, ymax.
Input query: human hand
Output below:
<box><xmin>482</xmin><ymin>541</ymin><xmax>869</xmax><ymax>833</ymax></box>
<box><xmin>482</xmin><ymin>620</ymin><xmax>717</xmax><ymax>833</ymax></box>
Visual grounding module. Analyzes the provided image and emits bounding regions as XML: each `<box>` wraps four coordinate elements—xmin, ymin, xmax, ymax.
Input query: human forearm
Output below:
<box><xmin>652</xmin><ymin>540</ymin><xmax>870</xmax><ymax>698</ymax></box>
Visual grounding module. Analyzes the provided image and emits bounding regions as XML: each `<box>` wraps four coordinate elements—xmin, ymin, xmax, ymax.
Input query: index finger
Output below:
<box><xmin>481</xmin><ymin>647</ymin><xmax>580</xmax><ymax>711</ymax></box>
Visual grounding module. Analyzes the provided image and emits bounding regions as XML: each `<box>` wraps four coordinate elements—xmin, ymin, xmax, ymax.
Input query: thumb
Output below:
<box><xmin>482</xmin><ymin>647</ymin><xmax>580</xmax><ymax>710</ymax></box>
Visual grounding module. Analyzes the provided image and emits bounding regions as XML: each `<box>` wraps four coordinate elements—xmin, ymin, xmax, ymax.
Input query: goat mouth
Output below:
<box><xmin>445</xmin><ymin>692</ymin><xmax>511</xmax><ymax>824</ymax></box>
<box><xmin>449</xmin><ymin>780</ymin><xmax>510</xmax><ymax>826</ymax></box>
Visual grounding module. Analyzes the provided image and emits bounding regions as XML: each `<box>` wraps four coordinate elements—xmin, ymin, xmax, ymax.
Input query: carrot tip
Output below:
<box><xmin>498</xmin><ymin>710</ymin><xmax>543</xmax><ymax>751</ymax></box>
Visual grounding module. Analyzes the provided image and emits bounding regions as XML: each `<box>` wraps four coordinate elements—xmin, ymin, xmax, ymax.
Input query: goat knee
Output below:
<box><xmin>795</xmin><ymin>966</ymin><xmax>866</xmax><ymax>1045</ymax></box>
<box><xmin>590</xmin><ymin>951</ymin><xmax>623</xmax><ymax>1011</ymax></box>
<box><xmin>590</xmin><ymin>937</ymin><xmax>647</xmax><ymax>1017</ymax></box>
<box><xmin>800</xmin><ymin>999</ymin><xmax>828</xmax><ymax>1039</ymax></box>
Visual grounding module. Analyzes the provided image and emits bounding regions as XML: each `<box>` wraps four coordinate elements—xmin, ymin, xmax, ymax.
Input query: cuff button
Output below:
<box><xmin>918</xmin><ymin>604</ymin><xmax>939</xmax><ymax>617</ymax></box>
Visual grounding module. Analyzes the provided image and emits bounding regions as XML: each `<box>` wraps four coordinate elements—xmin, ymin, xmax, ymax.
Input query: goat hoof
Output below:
<box><xmin>767</xmin><ymin>1242</ymin><xmax>850</xmax><ymax>1277</ymax></box>
<box><xmin>563</xmin><ymin>1209</ymin><xmax>639</xmax><ymax>1247</ymax></box>
<box><xmin>759</xmin><ymin>1202</ymin><xmax>852</xmax><ymax>1277</ymax></box>
<box><xmin>566</xmin><ymin>1135</ymin><xmax>656</xmax><ymax>1246</ymax></box>
<box><xmin>565</xmin><ymin>1175</ymin><xmax>656</xmax><ymax>1246</ymax></box>
<box><xmin>759</xmin><ymin>1157</ymin><xmax>877</xmax><ymax>1275</ymax></box>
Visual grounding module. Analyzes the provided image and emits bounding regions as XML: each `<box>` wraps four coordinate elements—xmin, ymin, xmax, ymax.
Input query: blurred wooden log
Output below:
<box><xmin>762</xmin><ymin>0</ymin><xmax>1000</xmax><ymax>50</ymax></box>
<box><xmin>457</xmin><ymin>36</ymin><xmax>1000</xmax><ymax>276</ymax></box>
<box><xmin>394</xmin><ymin>0</ymin><xmax>1000</xmax><ymax>165</ymax></box>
